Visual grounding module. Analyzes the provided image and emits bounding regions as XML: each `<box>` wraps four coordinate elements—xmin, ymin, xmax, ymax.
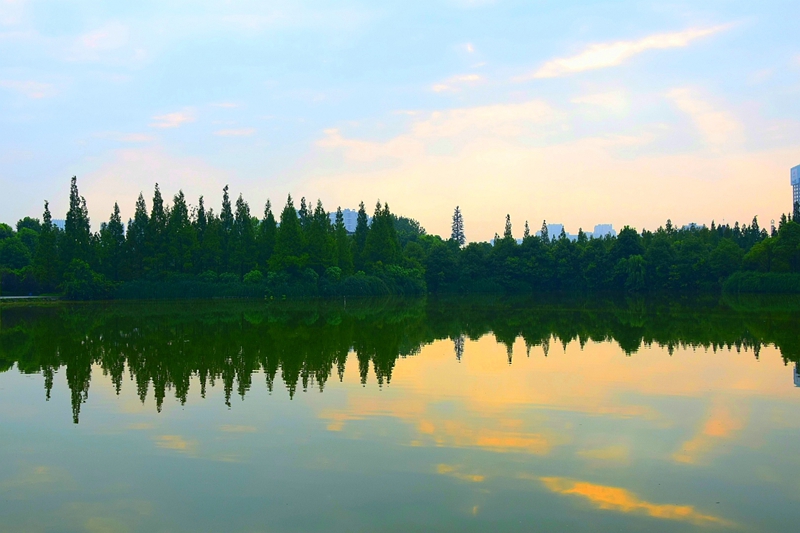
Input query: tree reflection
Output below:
<box><xmin>1</xmin><ymin>294</ymin><xmax>799</xmax><ymax>423</ymax></box>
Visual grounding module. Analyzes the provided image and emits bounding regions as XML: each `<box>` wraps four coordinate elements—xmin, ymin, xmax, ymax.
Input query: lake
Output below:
<box><xmin>1</xmin><ymin>296</ymin><xmax>799</xmax><ymax>532</ymax></box>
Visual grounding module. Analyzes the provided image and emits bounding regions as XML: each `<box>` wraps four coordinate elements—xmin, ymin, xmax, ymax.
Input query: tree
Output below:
<box><xmin>540</xmin><ymin>220</ymin><xmax>549</xmax><ymax>243</ymax></box>
<box><xmin>363</xmin><ymin>202</ymin><xmax>400</xmax><ymax>267</ymax></box>
<box><xmin>524</xmin><ymin>221</ymin><xmax>530</xmax><ymax>239</ymax></box>
<box><xmin>34</xmin><ymin>201</ymin><xmax>59</xmax><ymax>289</ymax></box>
<box><xmin>257</xmin><ymin>200</ymin><xmax>277</xmax><ymax>269</ymax></box>
<box><xmin>270</xmin><ymin>195</ymin><xmax>306</xmax><ymax>274</ymax></box>
<box><xmin>125</xmin><ymin>193</ymin><xmax>149</xmax><ymax>279</ymax></box>
<box><xmin>16</xmin><ymin>217</ymin><xmax>41</xmax><ymax>233</ymax></box>
<box><xmin>503</xmin><ymin>214</ymin><xmax>513</xmax><ymax>240</ymax></box>
<box><xmin>451</xmin><ymin>206</ymin><xmax>465</xmax><ymax>246</ymax></box>
<box><xmin>63</xmin><ymin>176</ymin><xmax>91</xmax><ymax>265</ymax></box>
<box><xmin>354</xmin><ymin>201</ymin><xmax>369</xmax><ymax>270</ymax></box>
<box><xmin>232</xmin><ymin>194</ymin><xmax>256</xmax><ymax>280</ymax></box>
<box><xmin>306</xmin><ymin>200</ymin><xmax>334</xmax><ymax>274</ymax></box>
<box><xmin>298</xmin><ymin>197</ymin><xmax>311</xmax><ymax>230</ymax></box>
<box><xmin>99</xmin><ymin>203</ymin><xmax>125</xmax><ymax>281</ymax></box>
<box><xmin>144</xmin><ymin>183</ymin><xmax>169</xmax><ymax>275</ymax></box>
<box><xmin>166</xmin><ymin>191</ymin><xmax>196</xmax><ymax>274</ymax></box>
<box><xmin>334</xmin><ymin>207</ymin><xmax>354</xmax><ymax>274</ymax></box>
<box><xmin>220</xmin><ymin>185</ymin><xmax>234</xmax><ymax>272</ymax></box>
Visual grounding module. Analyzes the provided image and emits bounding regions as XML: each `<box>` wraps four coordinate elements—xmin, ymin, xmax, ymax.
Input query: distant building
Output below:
<box><xmin>792</xmin><ymin>165</ymin><xmax>800</xmax><ymax>209</ymax></box>
<box><xmin>535</xmin><ymin>224</ymin><xmax>565</xmax><ymax>240</ymax></box>
<box><xmin>795</xmin><ymin>364</ymin><xmax>800</xmax><ymax>388</ymax></box>
<box><xmin>327</xmin><ymin>208</ymin><xmax>367</xmax><ymax>233</ymax></box>
<box><xmin>532</xmin><ymin>223</ymin><xmax>616</xmax><ymax>242</ymax></box>
<box><xmin>592</xmin><ymin>224</ymin><xmax>616</xmax><ymax>238</ymax></box>
<box><xmin>681</xmin><ymin>223</ymin><xmax>706</xmax><ymax>231</ymax></box>
<box><xmin>52</xmin><ymin>219</ymin><xmax>66</xmax><ymax>230</ymax></box>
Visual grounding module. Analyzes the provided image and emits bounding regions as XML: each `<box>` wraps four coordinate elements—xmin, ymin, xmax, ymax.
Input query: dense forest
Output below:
<box><xmin>1</xmin><ymin>177</ymin><xmax>800</xmax><ymax>298</ymax></box>
<box><xmin>2</xmin><ymin>296</ymin><xmax>799</xmax><ymax>423</ymax></box>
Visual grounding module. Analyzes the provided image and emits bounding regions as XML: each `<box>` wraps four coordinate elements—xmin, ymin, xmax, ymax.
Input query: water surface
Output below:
<box><xmin>1</xmin><ymin>297</ymin><xmax>799</xmax><ymax>532</ymax></box>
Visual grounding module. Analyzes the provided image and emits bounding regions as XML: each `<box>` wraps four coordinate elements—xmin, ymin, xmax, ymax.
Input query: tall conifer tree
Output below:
<box><xmin>63</xmin><ymin>176</ymin><xmax>91</xmax><ymax>265</ymax></box>
<box><xmin>257</xmin><ymin>200</ymin><xmax>277</xmax><ymax>269</ymax></box>
<box><xmin>451</xmin><ymin>206</ymin><xmax>465</xmax><ymax>246</ymax></box>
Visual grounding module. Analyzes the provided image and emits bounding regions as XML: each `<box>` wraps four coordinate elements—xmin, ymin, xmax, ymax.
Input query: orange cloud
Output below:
<box><xmin>436</xmin><ymin>464</ymin><xmax>485</xmax><ymax>483</ymax></box>
<box><xmin>673</xmin><ymin>402</ymin><xmax>746</xmax><ymax>464</ymax></box>
<box><xmin>540</xmin><ymin>477</ymin><xmax>730</xmax><ymax>526</ymax></box>
<box><xmin>153</xmin><ymin>435</ymin><xmax>196</xmax><ymax>453</ymax></box>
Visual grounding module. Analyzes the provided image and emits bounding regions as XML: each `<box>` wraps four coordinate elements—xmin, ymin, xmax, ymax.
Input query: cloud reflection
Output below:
<box><xmin>539</xmin><ymin>477</ymin><xmax>730</xmax><ymax>526</ymax></box>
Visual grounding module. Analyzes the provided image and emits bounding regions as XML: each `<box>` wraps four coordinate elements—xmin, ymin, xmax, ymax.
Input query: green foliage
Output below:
<box><xmin>0</xmin><ymin>237</ymin><xmax>31</xmax><ymax>270</ymax></box>
<box><xmin>0</xmin><ymin>224</ymin><xmax>13</xmax><ymax>241</ymax></box>
<box><xmin>270</xmin><ymin>195</ymin><xmax>307</xmax><ymax>274</ymax></box>
<box><xmin>243</xmin><ymin>269</ymin><xmax>264</xmax><ymax>284</ymax></box>
<box><xmin>61</xmin><ymin>259</ymin><xmax>113</xmax><ymax>300</ymax></box>
<box><xmin>363</xmin><ymin>202</ymin><xmax>400</xmax><ymax>268</ymax></box>
<box><xmin>16</xmin><ymin>217</ymin><xmax>41</xmax><ymax>233</ymax></box>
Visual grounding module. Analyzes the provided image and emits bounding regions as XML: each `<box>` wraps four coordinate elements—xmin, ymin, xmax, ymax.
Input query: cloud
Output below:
<box><xmin>153</xmin><ymin>435</ymin><xmax>197</xmax><ymax>453</ymax></box>
<box><xmin>667</xmin><ymin>88</ymin><xmax>743</xmax><ymax>146</ymax></box>
<box><xmin>571</xmin><ymin>91</ymin><xmax>628</xmax><ymax>113</ymax></box>
<box><xmin>78</xmin><ymin>22</ymin><xmax>128</xmax><ymax>50</ymax></box>
<box><xmin>150</xmin><ymin>110</ymin><xmax>195</xmax><ymax>129</ymax></box>
<box><xmin>214</xmin><ymin>127</ymin><xmax>256</xmax><ymax>137</ymax></box>
<box><xmin>577</xmin><ymin>445</ymin><xmax>629</xmax><ymax>464</ymax></box>
<box><xmin>672</xmin><ymin>402</ymin><xmax>746</xmax><ymax>464</ymax></box>
<box><xmin>0</xmin><ymin>0</ymin><xmax>25</xmax><ymax>26</ymax></box>
<box><xmin>318</xmin><ymin>100</ymin><xmax>558</xmax><ymax>162</ymax></box>
<box><xmin>311</xmin><ymin>96</ymin><xmax>793</xmax><ymax>241</ymax></box>
<box><xmin>539</xmin><ymin>477</ymin><xmax>730</xmax><ymax>526</ymax></box>
<box><xmin>117</xmin><ymin>133</ymin><xmax>155</xmax><ymax>143</ymax></box>
<box><xmin>529</xmin><ymin>25</ymin><xmax>730</xmax><ymax>79</ymax></box>
<box><xmin>464</xmin><ymin>42</ymin><xmax>475</xmax><ymax>53</ymax></box>
<box><xmin>432</xmin><ymin>73</ymin><xmax>482</xmax><ymax>93</ymax></box>
<box><xmin>67</xmin><ymin>21</ymin><xmax>131</xmax><ymax>62</ymax></box>
<box><xmin>219</xmin><ymin>425</ymin><xmax>257</xmax><ymax>433</ymax></box>
<box><xmin>0</xmin><ymin>79</ymin><xmax>56</xmax><ymax>98</ymax></box>
<box><xmin>95</xmin><ymin>132</ymin><xmax>155</xmax><ymax>143</ymax></box>
<box><xmin>436</xmin><ymin>464</ymin><xmax>485</xmax><ymax>483</ymax></box>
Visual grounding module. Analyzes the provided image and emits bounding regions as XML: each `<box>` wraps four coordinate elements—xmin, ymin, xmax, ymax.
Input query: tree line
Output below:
<box><xmin>1</xmin><ymin>176</ymin><xmax>799</xmax><ymax>298</ymax></box>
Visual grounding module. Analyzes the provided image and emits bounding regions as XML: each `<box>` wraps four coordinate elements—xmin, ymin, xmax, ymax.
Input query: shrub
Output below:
<box><xmin>62</xmin><ymin>259</ymin><xmax>113</xmax><ymax>300</ymax></box>
<box><xmin>243</xmin><ymin>269</ymin><xmax>264</xmax><ymax>284</ymax></box>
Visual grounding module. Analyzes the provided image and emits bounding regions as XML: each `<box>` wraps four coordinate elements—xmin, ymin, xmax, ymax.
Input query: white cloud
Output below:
<box><xmin>465</xmin><ymin>42</ymin><xmax>475</xmax><ymax>53</ymax></box>
<box><xmin>413</xmin><ymin>100</ymin><xmax>557</xmax><ymax>138</ymax></box>
<box><xmin>214</xmin><ymin>128</ymin><xmax>256</xmax><ymax>137</ymax></box>
<box><xmin>667</xmin><ymin>88</ymin><xmax>743</xmax><ymax>146</ymax></box>
<box><xmin>118</xmin><ymin>133</ymin><xmax>154</xmax><ymax>142</ymax></box>
<box><xmin>529</xmin><ymin>25</ymin><xmax>730</xmax><ymax>79</ymax></box>
<box><xmin>571</xmin><ymin>91</ymin><xmax>628</xmax><ymax>113</ymax></box>
<box><xmin>0</xmin><ymin>79</ymin><xmax>55</xmax><ymax>98</ymax></box>
<box><xmin>150</xmin><ymin>110</ymin><xmax>195</xmax><ymax>129</ymax></box>
<box><xmin>68</xmin><ymin>22</ymin><xmax>130</xmax><ymax>61</ymax></box>
<box><xmin>0</xmin><ymin>0</ymin><xmax>25</xmax><ymax>26</ymax></box>
<box><xmin>318</xmin><ymin>100</ymin><xmax>559</xmax><ymax>162</ymax></box>
<box><xmin>431</xmin><ymin>73</ymin><xmax>482</xmax><ymax>92</ymax></box>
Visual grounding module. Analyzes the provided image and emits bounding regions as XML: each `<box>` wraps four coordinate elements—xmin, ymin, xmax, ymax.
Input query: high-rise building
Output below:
<box><xmin>592</xmin><ymin>224</ymin><xmax>616</xmax><ymax>238</ymax></box>
<box><xmin>792</xmin><ymin>165</ymin><xmax>800</xmax><ymax>209</ymax></box>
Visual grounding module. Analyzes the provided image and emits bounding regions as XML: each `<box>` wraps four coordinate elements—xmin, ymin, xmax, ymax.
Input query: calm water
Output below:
<box><xmin>1</xmin><ymin>297</ymin><xmax>800</xmax><ymax>532</ymax></box>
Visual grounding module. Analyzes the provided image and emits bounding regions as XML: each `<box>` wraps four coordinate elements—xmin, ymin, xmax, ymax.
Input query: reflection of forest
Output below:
<box><xmin>1</xmin><ymin>295</ymin><xmax>799</xmax><ymax>423</ymax></box>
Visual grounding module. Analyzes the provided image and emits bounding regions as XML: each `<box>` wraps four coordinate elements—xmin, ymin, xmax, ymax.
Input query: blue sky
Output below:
<box><xmin>1</xmin><ymin>0</ymin><xmax>799</xmax><ymax>239</ymax></box>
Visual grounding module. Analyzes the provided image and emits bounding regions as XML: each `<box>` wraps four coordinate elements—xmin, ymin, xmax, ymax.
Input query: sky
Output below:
<box><xmin>1</xmin><ymin>0</ymin><xmax>799</xmax><ymax>241</ymax></box>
